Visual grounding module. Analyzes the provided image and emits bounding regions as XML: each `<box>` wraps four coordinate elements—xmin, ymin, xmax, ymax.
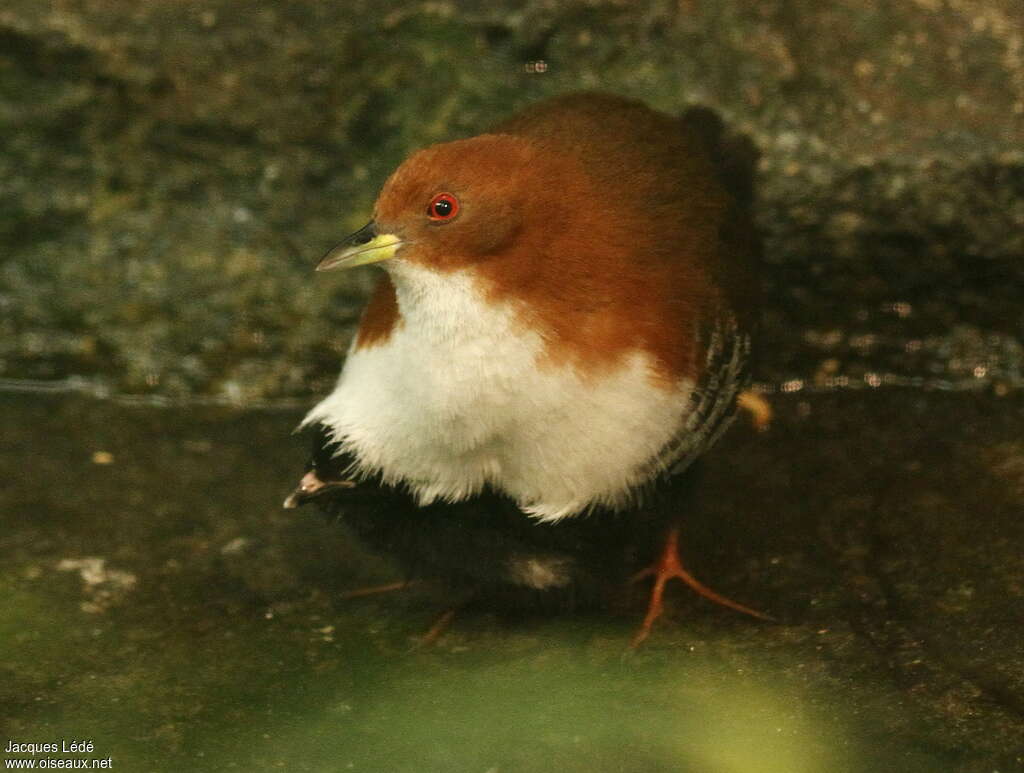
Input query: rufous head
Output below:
<box><xmin>315</xmin><ymin>91</ymin><xmax>758</xmax><ymax>383</ymax></box>
<box><xmin>317</xmin><ymin>133</ymin><xmax>553</xmax><ymax>273</ymax></box>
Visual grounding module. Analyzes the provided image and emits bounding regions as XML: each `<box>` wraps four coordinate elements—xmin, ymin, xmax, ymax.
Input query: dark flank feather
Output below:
<box><xmin>292</xmin><ymin>421</ymin><xmax>703</xmax><ymax>615</ymax></box>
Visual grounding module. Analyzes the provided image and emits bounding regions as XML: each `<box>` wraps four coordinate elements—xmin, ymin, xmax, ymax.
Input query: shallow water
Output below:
<box><xmin>4</xmin><ymin>390</ymin><xmax>1023</xmax><ymax>771</ymax></box>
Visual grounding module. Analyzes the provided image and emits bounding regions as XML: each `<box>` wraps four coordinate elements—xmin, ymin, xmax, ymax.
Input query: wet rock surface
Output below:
<box><xmin>3</xmin><ymin>390</ymin><xmax>1023</xmax><ymax>770</ymax></box>
<box><xmin>1</xmin><ymin>0</ymin><xmax>1022</xmax><ymax>400</ymax></box>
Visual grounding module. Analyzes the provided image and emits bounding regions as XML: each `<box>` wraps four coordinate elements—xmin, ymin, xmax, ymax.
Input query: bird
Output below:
<box><xmin>284</xmin><ymin>91</ymin><xmax>769</xmax><ymax>645</ymax></box>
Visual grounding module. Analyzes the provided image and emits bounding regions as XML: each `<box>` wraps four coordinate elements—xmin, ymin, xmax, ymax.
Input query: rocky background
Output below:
<box><xmin>5</xmin><ymin>5</ymin><xmax>1024</xmax><ymax>770</ymax></box>
<box><xmin>2</xmin><ymin>0</ymin><xmax>1022</xmax><ymax>405</ymax></box>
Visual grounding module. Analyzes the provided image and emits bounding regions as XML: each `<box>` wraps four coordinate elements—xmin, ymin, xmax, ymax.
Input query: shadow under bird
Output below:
<box><xmin>285</xmin><ymin>91</ymin><xmax>770</xmax><ymax>645</ymax></box>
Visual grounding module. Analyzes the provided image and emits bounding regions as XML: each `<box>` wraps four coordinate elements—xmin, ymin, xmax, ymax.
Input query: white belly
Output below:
<box><xmin>302</xmin><ymin>262</ymin><xmax>694</xmax><ymax>521</ymax></box>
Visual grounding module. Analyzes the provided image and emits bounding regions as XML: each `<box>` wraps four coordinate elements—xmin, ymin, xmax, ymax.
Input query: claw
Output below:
<box><xmin>630</xmin><ymin>527</ymin><xmax>772</xmax><ymax>647</ymax></box>
<box><xmin>282</xmin><ymin>470</ymin><xmax>357</xmax><ymax>509</ymax></box>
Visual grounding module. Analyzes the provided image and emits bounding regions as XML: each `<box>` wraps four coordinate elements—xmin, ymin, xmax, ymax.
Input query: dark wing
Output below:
<box><xmin>666</xmin><ymin>313</ymin><xmax>752</xmax><ymax>478</ymax></box>
<box><xmin>648</xmin><ymin>105</ymin><xmax>761</xmax><ymax>479</ymax></box>
<box><xmin>667</xmin><ymin>105</ymin><xmax>761</xmax><ymax>475</ymax></box>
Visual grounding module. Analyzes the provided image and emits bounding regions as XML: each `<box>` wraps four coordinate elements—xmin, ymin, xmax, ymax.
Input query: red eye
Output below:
<box><xmin>427</xmin><ymin>192</ymin><xmax>459</xmax><ymax>221</ymax></box>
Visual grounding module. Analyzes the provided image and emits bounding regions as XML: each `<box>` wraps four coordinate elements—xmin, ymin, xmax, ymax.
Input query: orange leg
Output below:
<box><xmin>630</xmin><ymin>527</ymin><xmax>772</xmax><ymax>647</ymax></box>
<box><xmin>419</xmin><ymin>608</ymin><xmax>458</xmax><ymax>645</ymax></box>
<box><xmin>339</xmin><ymin>579</ymin><xmax>418</xmax><ymax>600</ymax></box>
<box><xmin>339</xmin><ymin>579</ymin><xmax>460</xmax><ymax>645</ymax></box>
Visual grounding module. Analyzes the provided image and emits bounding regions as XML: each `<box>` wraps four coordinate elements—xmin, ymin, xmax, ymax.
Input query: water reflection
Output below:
<box><xmin>195</xmin><ymin>642</ymin><xmax>940</xmax><ymax>772</ymax></box>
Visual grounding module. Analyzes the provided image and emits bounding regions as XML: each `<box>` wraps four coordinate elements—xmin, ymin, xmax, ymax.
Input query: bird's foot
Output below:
<box><xmin>418</xmin><ymin>608</ymin><xmax>459</xmax><ymax>645</ymax></box>
<box><xmin>339</xmin><ymin>579</ymin><xmax>419</xmax><ymax>600</ymax></box>
<box><xmin>282</xmin><ymin>470</ymin><xmax>357</xmax><ymax>509</ymax></box>
<box><xmin>630</xmin><ymin>527</ymin><xmax>772</xmax><ymax>648</ymax></box>
<box><xmin>737</xmin><ymin>390</ymin><xmax>772</xmax><ymax>432</ymax></box>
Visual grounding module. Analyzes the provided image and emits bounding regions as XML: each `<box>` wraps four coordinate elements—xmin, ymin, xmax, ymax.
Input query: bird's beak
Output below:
<box><xmin>316</xmin><ymin>221</ymin><xmax>403</xmax><ymax>272</ymax></box>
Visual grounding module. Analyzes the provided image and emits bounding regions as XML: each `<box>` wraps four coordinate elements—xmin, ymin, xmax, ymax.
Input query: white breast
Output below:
<box><xmin>302</xmin><ymin>261</ymin><xmax>695</xmax><ymax>521</ymax></box>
